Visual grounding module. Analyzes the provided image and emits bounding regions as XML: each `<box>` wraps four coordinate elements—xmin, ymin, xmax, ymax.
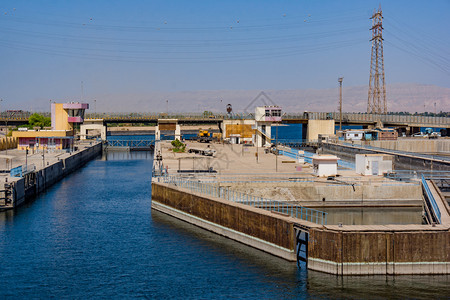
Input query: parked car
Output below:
<box><xmin>412</xmin><ymin>132</ymin><xmax>426</xmax><ymax>137</ymax></box>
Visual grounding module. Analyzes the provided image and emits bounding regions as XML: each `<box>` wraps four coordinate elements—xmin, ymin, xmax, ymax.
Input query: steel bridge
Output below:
<box><xmin>105</xmin><ymin>139</ymin><xmax>155</xmax><ymax>150</ymax></box>
<box><xmin>2</xmin><ymin>111</ymin><xmax>449</xmax><ymax>129</ymax></box>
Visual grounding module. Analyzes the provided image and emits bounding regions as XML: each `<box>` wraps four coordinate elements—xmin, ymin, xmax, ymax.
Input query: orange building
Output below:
<box><xmin>12</xmin><ymin>102</ymin><xmax>88</xmax><ymax>150</ymax></box>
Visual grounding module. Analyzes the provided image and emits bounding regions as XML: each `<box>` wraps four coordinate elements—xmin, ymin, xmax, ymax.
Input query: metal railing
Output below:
<box><xmin>421</xmin><ymin>175</ymin><xmax>441</xmax><ymax>224</ymax></box>
<box><xmin>156</xmin><ymin>174</ymin><xmax>328</xmax><ymax>225</ymax></box>
<box><xmin>9</xmin><ymin>164</ymin><xmax>36</xmax><ymax>177</ymax></box>
<box><xmin>105</xmin><ymin>140</ymin><xmax>155</xmax><ymax>148</ymax></box>
<box><xmin>277</xmin><ymin>139</ymin><xmax>319</xmax><ymax>148</ymax></box>
<box><xmin>385</xmin><ymin>170</ymin><xmax>450</xmax><ymax>181</ymax></box>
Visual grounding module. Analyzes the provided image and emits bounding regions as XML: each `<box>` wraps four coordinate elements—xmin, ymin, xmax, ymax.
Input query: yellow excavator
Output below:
<box><xmin>197</xmin><ymin>129</ymin><xmax>212</xmax><ymax>143</ymax></box>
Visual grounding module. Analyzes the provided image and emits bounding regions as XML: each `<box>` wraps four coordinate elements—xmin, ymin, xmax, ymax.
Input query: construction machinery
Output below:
<box><xmin>197</xmin><ymin>129</ymin><xmax>212</xmax><ymax>143</ymax></box>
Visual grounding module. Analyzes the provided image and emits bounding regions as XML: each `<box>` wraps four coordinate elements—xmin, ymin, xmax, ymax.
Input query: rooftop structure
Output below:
<box><xmin>51</xmin><ymin>102</ymin><xmax>89</xmax><ymax>131</ymax></box>
<box><xmin>12</xmin><ymin>102</ymin><xmax>89</xmax><ymax>151</ymax></box>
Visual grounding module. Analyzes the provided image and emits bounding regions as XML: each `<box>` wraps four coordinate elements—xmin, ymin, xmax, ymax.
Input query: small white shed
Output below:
<box><xmin>297</xmin><ymin>150</ymin><xmax>305</xmax><ymax>164</ymax></box>
<box><xmin>345</xmin><ymin>130</ymin><xmax>364</xmax><ymax>141</ymax></box>
<box><xmin>312</xmin><ymin>155</ymin><xmax>339</xmax><ymax>177</ymax></box>
<box><xmin>355</xmin><ymin>154</ymin><xmax>393</xmax><ymax>176</ymax></box>
<box><xmin>229</xmin><ymin>134</ymin><xmax>241</xmax><ymax>144</ymax></box>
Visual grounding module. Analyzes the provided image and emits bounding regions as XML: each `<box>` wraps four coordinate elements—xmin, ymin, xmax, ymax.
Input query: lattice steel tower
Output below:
<box><xmin>367</xmin><ymin>6</ymin><xmax>387</xmax><ymax>114</ymax></box>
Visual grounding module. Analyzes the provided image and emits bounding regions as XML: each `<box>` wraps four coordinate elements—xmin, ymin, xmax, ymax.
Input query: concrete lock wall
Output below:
<box><xmin>307</xmin><ymin>120</ymin><xmax>335</xmax><ymax>141</ymax></box>
<box><xmin>11</xmin><ymin>143</ymin><xmax>102</xmax><ymax>208</ymax></box>
<box><xmin>308</xmin><ymin>228</ymin><xmax>450</xmax><ymax>275</ymax></box>
<box><xmin>357</xmin><ymin>139</ymin><xmax>450</xmax><ymax>154</ymax></box>
<box><xmin>151</xmin><ymin>182</ymin><xmax>297</xmax><ymax>261</ymax></box>
<box><xmin>227</xmin><ymin>181</ymin><xmax>422</xmax><ymax>204</ymax></box>
<box><xmin>12</xmin><ymin>177</ymin><xmax>26</xmax><ymax>206</ymax></box>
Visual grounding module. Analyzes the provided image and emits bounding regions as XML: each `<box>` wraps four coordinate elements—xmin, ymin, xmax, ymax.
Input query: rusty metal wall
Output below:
<box><xmin>393</xmin><ymin>231</ymin><xmax>450</xmax><ymax>263</ymax></box>
<box><xmin>152</xmin><ymin>182</ymin><xmax>295</xmax><ymax>250</ymax></box>
<box><xmin>225</xmin><ymin>124</ymin><xmax>253</xmax><ymax>138</ymax></box>
<box><xmin>159</xmin><ymin>123</ymin><xmax>176</xmax><ymax>131</ymax></box>
<box><xmin>309</xmin><ymin>229</ymin><xmax>341</xmax><ymax>263</ymax></box>
<box><xmin>309</xmin><ymin>228</ymin><xmax>450</xmax><ymax>264</ymax></box>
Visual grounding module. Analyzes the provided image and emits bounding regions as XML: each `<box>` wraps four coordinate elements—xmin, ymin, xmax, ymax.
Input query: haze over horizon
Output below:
<box><xmin>1</xmin><ymin>0</ymin><xmax>449</xmax><ymax>113</ymax></box>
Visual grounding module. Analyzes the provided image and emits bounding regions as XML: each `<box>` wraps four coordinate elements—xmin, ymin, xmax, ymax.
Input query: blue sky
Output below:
<box><xmin>0</xmin><ymin>0</ymin><xmax>449</xmax><ymax>112</ymax></box>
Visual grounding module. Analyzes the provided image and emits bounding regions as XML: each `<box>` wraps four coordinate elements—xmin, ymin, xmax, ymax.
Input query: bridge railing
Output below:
<box><xmin>156</xmin><ymin>174</ymin><xmax>328</xmax><ymax>225</ymax></box>
<box><xmin>306</xmin><ymin>112</ymin><xmax>449</xmax><ymax>126</ymax></box>
<box><xmin>421</xmin><ymin>175</ymin><xmax>441</xmax><ymax>224</ymax></box>
<box><xmin>283</xmin><ymin>112</ymin><xmax>449</xmax><ymax>126</ymax></box>
<box><xmin>105</xmin><ymin>140</ymin><xmax>155</xmax><ymax>148</ymax></box>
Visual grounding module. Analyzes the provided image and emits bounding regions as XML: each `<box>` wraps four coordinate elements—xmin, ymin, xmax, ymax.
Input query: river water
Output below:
<box><xmin>0</xmin><ymin>151</ymin><xmax>448</xmax><ymax>299</ymax></box>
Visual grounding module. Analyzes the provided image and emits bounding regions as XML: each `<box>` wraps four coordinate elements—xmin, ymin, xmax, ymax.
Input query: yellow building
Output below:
<box><xmin>12</xmin><ymin>102</ymin><xmax>89</xmax><ymax>150</ymax></box>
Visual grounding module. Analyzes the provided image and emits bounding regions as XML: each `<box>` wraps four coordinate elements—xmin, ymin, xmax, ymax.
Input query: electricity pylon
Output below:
<box><xmin>367</xmin><ymin>5</ymin><xmax>387</xmax><ymax>114</ymax></box>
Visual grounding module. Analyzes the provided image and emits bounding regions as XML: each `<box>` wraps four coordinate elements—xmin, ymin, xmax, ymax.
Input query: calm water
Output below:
<box><xmin>1</xmin><ymin>151</ymin><xmax>449</xmax><ymax>299</ymax></box>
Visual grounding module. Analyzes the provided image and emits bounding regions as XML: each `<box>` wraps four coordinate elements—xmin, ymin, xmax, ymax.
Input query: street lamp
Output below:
<box><xmin>338</xmin><ymin>77</ymin><xmax>344</xmax><ymax>132</ymax></box>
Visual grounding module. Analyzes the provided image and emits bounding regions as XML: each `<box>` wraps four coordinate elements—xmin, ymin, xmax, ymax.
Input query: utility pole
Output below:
<box><xmin>275</xmin><ymin>121</ymin><xmax>278</xmax><ymax>172</ymax></box>
<box><xmin>367</xmin><ymin>5</ymin><xmax>387</xmax><ymax>114</ymax></box>
<box><xmin>81</xmin><ymin>81</ymin><xmax>84</xmax><ymax>102</ymax></box>
<box><xmin>338</xmin><ymin>77</ymin><xmax>344</xmax><ymax>131</ymax></box>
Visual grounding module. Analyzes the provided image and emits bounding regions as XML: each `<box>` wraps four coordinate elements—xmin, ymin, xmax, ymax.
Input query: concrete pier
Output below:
<box><xmin>151</xmin><ymin>140</ymin><xmax>450</xmax><ymax>275</ymax></box>
<box><xmin>0</xmin><ymin>141</ymin><xmax>102</xmax><ymax>209</ymax></box>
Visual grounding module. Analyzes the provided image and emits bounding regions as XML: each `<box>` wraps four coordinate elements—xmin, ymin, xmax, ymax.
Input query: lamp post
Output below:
<box><xmin>338</xmin><ymin>77</ymin><xmax>344</xmax><ymax>132</ymax></box>
<box><xmin>275</xmin><ymin>120</ymin><xmax>278</xmax><ymax>172</ymax></box>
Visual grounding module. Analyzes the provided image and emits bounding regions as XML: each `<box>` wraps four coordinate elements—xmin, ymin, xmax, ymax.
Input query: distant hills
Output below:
<box><xmin>93</xmin><ymin>83</ymin><xmax>449</xmax><ymax>114</ymax></box>
<box><xmin>23</xmin><ymin>83</ymin><xmax>449</xmax><ymax>114</ymax></box>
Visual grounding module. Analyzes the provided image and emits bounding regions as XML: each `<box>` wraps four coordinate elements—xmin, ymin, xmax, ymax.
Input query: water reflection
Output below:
<box><xmin>152</xmin><ymin>210</ymin><xmax>450</xmax><ymax>299</ymax></box>
<box><xmin>323</xmin><ymin>207</ymin><xmax>423</xmax><ymax>225</ymax></box>
<box><xmin>103</xmin><ymin>150</ymin><xmax>153</xmax><ymax>161</ymax></box>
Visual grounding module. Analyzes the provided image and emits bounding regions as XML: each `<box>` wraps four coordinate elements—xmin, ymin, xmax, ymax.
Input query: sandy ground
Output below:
<box><xmin>157</xmin><ymin>140</ymin><xmax>365</xmax><ymax>180</ymax></box>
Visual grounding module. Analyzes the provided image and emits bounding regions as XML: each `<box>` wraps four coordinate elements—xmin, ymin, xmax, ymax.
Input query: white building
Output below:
<box><xmin>345</xmin><ymin>130</ymin><xmax>364</xmax><ymax>141</ymax></box>
<box><xmin>254</xmin><ymin>106</ymin><xmax>282</xmax><ymax>147</ymax></box>
<box><xmin>312</xmin><ymin>155</ymin><xmax>339</xmax><ymax>177</ymax></box>
<box><xmin>355</xmin><ymin>154</ymin><xmax>393</xmax><ymax>176</ymax></box>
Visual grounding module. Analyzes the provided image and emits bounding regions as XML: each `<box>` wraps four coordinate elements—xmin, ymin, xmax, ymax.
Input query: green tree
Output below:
<box><xmin>171</xmin><ymin>139</ymin><xmax>185</xmax><ymax>153</ymax></box>
<box><xmin>203</xmin><ymin>110</ymin><xmax>213</xmax><ymax>118</ymax></box>
<box><xmin>28</xmin><ymin>113</ymin><xmax>51</xmax><ymax>129</ymax></box>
